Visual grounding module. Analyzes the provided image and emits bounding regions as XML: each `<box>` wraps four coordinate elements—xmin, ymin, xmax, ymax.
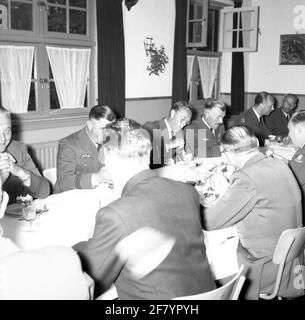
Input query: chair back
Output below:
<box><xmin>173</xmin><ymin>265</ymin><xmax>245</xmax><ymax>300</ymax></box>
<box><xmin>259</xmin><ymin>226</ymin><xmax>305</xmax><ymax>299</ymax></box>
<box><xmin>273</xmin><ymin>227</ymin><xmax>305</xmax><ymax>265</ymax></box>
<box><xmin>43</xmin><ymin>167</ymin><xmax>57</xmax><ymax>188</ymax></box>
<box><xmin>0</xmin><ymin>246</ymin><xmax>94</xmax><ymax>300</ymax></box>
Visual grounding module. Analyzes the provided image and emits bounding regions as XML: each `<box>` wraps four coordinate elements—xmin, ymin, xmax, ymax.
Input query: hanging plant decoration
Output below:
<box><xmin>144</xmin><ymin>37</ymin><xmax>169</xmax><ymax>76</ymax></box>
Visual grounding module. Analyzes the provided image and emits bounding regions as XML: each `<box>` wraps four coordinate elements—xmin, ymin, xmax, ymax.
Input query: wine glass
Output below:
<box><xmin>22</xmin><ymin>201</ymin><xmax>36</xmax><ymax>232</ymax></box>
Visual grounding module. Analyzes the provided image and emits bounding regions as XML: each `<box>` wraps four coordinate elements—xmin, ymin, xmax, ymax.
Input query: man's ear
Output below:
<box><xmin>169</xmin><ymin>109</ymin><xmax>176</xmax><ymax>120</ymax></box>
<box><xmin>86</xmin><ymin>120</ymin><xmax>92</xmax><ymax>131</ymax></box>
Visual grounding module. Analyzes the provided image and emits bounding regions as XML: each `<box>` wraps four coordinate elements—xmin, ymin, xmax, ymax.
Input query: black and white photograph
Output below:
<box><xmin>0</xmin><ymin>0</ymin><xmax>305</xmax><ymax>306</ymax></box>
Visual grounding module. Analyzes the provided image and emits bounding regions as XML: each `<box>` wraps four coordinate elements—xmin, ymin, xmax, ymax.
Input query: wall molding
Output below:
<box><xmin>126</xmin><ymin>96</ymin><xmax>171</xmax><ymax>102</ymax></box>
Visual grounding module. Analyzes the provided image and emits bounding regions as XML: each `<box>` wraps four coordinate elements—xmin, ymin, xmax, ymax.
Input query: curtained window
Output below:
<box><xmin>0</xmin><ymin>45</ymin><xmax>34</xmax><ymax>113</ymax></box>
<box><xmin>47</xmin><ymin>46</ymin><xmax>91</xmax><ymax>110</ymax></box>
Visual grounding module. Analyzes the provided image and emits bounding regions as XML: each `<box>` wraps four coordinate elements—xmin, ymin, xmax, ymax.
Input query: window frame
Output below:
<box><xmin>218</xmin><ymin>6</ymin><xmax>259</xmax><ymax>52</ymax></box>
<box><xmin>0</xmin><ymin>0</ymin><xmax>96</xmax><ymax>129</ymax></box>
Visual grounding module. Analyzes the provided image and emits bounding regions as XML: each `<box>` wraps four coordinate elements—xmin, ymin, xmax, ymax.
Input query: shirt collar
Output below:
<box><xmin>252</xmin><ymin>107</ymin><xmax>261</xmax><ymax>121</ymax></box>
<box><xmin>122</xmin><ymin>169</ymin><xmax>157</xmax><ymax>196</ymax></box>
<box><xmin>201</xmin><ymin>115</ymin><xmax>212</xmax><ymax>130</ymax></box>
<box><xmin>85</xmin><ymin>126</ymin><xmax>98</xmax><ymax>148</ymax></box>
<box><xmin>282</xmin><ymin>109</ymin><xmax>289</xmax><ymax>118</ymax></box>
<box><xmin>164</xmin><ymin>118</ymin><xmax>174</xmax><ymax>139</ymax></box>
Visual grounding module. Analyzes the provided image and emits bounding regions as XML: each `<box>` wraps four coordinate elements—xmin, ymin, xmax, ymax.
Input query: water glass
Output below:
<box><xmin>22</xmin><ymin>201</ymin><xmax>36</xmax><ymax>231</ymax></box>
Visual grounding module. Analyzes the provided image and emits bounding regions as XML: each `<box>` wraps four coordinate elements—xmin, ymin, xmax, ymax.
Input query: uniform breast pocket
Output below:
<box><xmin>76</xmin><ymin>155</ymin><xmax>99</xmax><ymax>173</ymax></box>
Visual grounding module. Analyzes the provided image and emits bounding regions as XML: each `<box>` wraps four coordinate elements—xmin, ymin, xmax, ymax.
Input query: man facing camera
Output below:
<box><xmin>143</xmin><ymin>101</ymin><xmax>192</xmax><ymax>169</ymax></box>
<box><xmin>73</xmin><ymin>118</ymin><xmax>215</xmax><ymax>300</ymax></box>
<box><xmin>184</xmin><ymin>98</ymin><xmax>226</xmax><ymax>158</ymax></box>
<box><xmin>54</xmin><ymin>105</ymin><xmax>116</xmax><ymax>193</ymax></box>
<box><xmin>203</xmin><ymin>125</ymin><xmax>303</xmax><ymax>300</ymax></box>
<box><xmin>265</xmin><ymin>93</ymin><xmax>298</xmax><ymax>137</ymax></box>
<box><xmin>0</xmin><ymin>107</ymin><xmax>50</xmax><ymax>204</ymax></box>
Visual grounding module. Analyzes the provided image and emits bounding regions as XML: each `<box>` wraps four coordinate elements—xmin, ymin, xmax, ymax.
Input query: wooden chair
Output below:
<box><xmin>259</xmin><ymin>227</ymin><xmax>305</xmax><ymax>300</ymax></box>
<box><xmin>173</xmin><ymin>265</ymin><xmax>246</xmax><ymax>300</ymax></box>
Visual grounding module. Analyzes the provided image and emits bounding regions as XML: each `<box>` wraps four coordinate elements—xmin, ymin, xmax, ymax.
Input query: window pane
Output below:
<box><xmin>189</xmin><ymin>0</ymin><xmax>203</xmax><ymax>20</ymax></box>
<box><xmin>0</xmin><ymin>1</ymin><xmax>8</xmax><ymax>30</ymax></box>
<box><xmin>69</xmin><ymin>9</ymin><xmax>86</xmax><ymax>34</ymax></box>
<box><xmin>48</xmin><ymin>6</ymin><xmax>66</xmax><ymax>33</ymax></box>
<box><xmin>241</xmin><ymin>10</ymin><xmax>254</xmax><ymax>29</ymax></box>
<box><xmin>48</xmin><ymin>0</ymin><xmax>66</xmax><ymax>5</ymax></box>
<box><xmin>28</xmin><ymin>82</ymin><xmax>36</xmax><ymax>111</ymax></box>
<box><xmin>50</xmin><ymin>81</ymin><xmax>60</xmax><ymax>109</ymax></box>
<box><xmin>11</xmin><ymin>1</ymin><xmax>33</xmax><ymax>31</ymax></box>
<box><xmin>69</xmin><ymin>0</ymin><xmax>86</xmax><ymax>8</ymax></box>
<box><xmin>189</xmin><ymin>21</ymin><xmax>202</xmax><ymax>43</ymax></box>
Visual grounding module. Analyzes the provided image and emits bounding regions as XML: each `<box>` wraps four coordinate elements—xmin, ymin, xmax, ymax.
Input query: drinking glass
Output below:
<box><xmin>22</xmin><ymin>201</ymin><xmax>36</xmax><ymax>231</ymax></box>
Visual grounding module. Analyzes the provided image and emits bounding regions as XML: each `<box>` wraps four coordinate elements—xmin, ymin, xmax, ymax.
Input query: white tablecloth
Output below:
<box><xmin>1</xmin><ymin>159</ymin><xmax>239</xmax><ymax>280</ymax></box>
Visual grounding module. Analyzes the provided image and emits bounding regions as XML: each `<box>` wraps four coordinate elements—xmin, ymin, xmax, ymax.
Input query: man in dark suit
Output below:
<box><xmin>54</xmin><ymin>105</ymin><xmax>116</xmax><ymax>193</ymax></box>
<box><xmin>0</xmin><ymin>106</ymin><xmax>50</xmax><ymax>204</ymax></box>
<box><xmin>143</xmin><ymin>101</ymin><xmax>192</xmax><ymax>169</ymax></box>
<box><xmin>288</xmin><ymin>111</ymin><xmax>305</xmax><ymax>224</ymax></box>
<box><xmin>203</xmin><ymin>125</ymin><xmax>304</xmax><ymax>300</ymax></box>
<box><xmin>265</xmin><ymin>94</ymin><xmax>298</xmax><ymax>137</ymax></box>
<box><xmin>184</xmin><ymin>98</ymin><xmax>226</xmax><ymax>158</ymax></box>
<box><xmin>73</xmin><ymin>118</ymin><xmax>215</xmax><ymax>300</ymax></box>
<box><xmin>234</xmin><ymin>92</ymin><xmax>274</xmax><ymax>146</ymax></box>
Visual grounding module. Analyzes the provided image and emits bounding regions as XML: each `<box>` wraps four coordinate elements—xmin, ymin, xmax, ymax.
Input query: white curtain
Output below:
<box><xmin>46</xmin><ymin>46</ymin><xmax>91</xmax><ymax>109</ymax></box>
<box><xmin>197</xmin><ymin>56</ymin><xmax>219</xmax><ymax>99</ymax></box>
<box><xmin>0</xmin><ymin>45</ymin><xmax>34</xmax><ymax>113</ymax></box>
<box><xmin>187</xmin><ymin>55</ymin><xmax>195</xmax><ymax>91</ymax></box>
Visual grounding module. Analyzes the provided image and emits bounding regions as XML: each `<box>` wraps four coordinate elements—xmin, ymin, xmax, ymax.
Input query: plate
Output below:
<box><xmin>5</xmin><ymin>203</ymin><xmax>23</xmax><ymax>216</ymax></box>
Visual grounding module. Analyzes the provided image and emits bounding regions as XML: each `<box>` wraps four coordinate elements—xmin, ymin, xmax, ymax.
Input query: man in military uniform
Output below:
<box><xmin>288</xmin><ymin>110</ymin><xmax>305</xmax><ymax>224</ymax></box>
<box><xmin>265</xmin><ymin>93</ymin><xmax>298</xmax><ymax>137</ymax></box>
<box><xmin>234</xmin><ymin>92</ymin><xmax>274</xmax><ymax>146</ymax></box>
<box><xmin>184</xmin><ymin>98</ymin><xmax>226</xmax><ymax>158</ymax></box>
<box><xmin>54</xmin><ymin>105</ymin><xmax>116</xmax><ymax>193</ymax></box>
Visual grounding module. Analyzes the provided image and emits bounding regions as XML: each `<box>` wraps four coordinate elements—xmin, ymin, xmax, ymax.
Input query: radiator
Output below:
<box><xmin>29</xmin><ymin>141</ymin><xmax>58</xmax><ymax>171</ymax></box>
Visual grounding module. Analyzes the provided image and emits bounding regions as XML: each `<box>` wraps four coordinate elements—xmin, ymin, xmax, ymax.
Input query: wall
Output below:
<box><xmin>221</xmin><ymin>0</ymin><xmax>305</xmax><ymax>109</ymax></box>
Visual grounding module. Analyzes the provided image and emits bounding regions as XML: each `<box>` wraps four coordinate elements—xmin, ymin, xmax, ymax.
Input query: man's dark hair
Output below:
<box><xmin>254</xmin><ymin>92</ymin><xmax>274</xmax><ymax>105</ymax></box>
<box><xmin>89</xmin><ymin>105</ymin><xmax>116</xmax><ymax>121</ymax></box>
<box><xmin>204</xmin><ymin>98</ymin><xmax>226</xmax><ymax>112</ymax></box>
<box><xmin>290</xmin><ymin>110</ymin><xmax>305</xmax><ymax>125</ymax></box>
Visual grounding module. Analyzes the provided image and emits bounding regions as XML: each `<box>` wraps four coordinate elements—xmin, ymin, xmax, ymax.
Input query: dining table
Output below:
<box><xmin>1</xmin><ymin>156</ymin><xmax>241</xmax><ymax>281</ymax></box>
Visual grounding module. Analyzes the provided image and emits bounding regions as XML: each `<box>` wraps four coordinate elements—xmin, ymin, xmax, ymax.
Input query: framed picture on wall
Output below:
<box><xmin>279</xmin><ymin>34</ymin><xmax>305</xmax><ymax>65</ymax></box>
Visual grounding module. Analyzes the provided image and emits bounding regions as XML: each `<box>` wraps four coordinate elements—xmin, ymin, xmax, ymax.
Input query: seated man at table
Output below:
<box><xmin>184</xmin><ymin>98</ymin><xmax>226</xmax><ymax>158</ymax></box>
<box><xmin>73</xmin><ymin>118</ymin><xmax>215</xmax><ymax>300</ymax></box>
<box><xmin>265</xmin><ymin>93</ymin><xmax>298</xmax><ymax>138</ymax></box>
<box><xmin>142</xmin><ymin>101</ymin><xmax>192</xmax><ymax>169</ymax></box>
<box><xmin>0</xmin><ymin>107</ymin><xmax>50</xmax><ymax>204</ymax></box>
<box><xmin>54</xmin><ymin>105</ymin><xmax>116</xmax><ymax>193</ymax></box>
<box><xmin>234</xmin><ymin>92</ymin><xmax>274</xmax><ymax>146</ymax></box>
<box><xmin>288</xmin><ymin>111</ymin><xmax>305</xmax><ymax>224</ymax></box>
<box><xmin>202</xmin><ymin>125</ymin><xmax>304</xmax><ymax>300</ymax></box>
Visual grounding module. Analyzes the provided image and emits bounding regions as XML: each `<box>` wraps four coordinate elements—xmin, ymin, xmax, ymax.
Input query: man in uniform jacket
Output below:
<box><xmin>234</xmin><ymin>92</ymin><xmax>274</xmax><ymax>146</ymax></box>
<box><xmin>143</xmin><ymin>101</ymin><xmax>192</xmax><ymax>169</ymax></box>
<box><xmin>73</xmin><ymin>119</ymin><xmax>215</xmax><ymax>300</ymax></box>
<box><xmin>54</xmin><ymin>105</ymin><xmax>116</xmax><ymax>193</ymax></box>
<box><xmin>0</xmin><ymin>107</ymin><xmax>50</xmax><ymax>204</ymax></box>
<box><xmin>203</xmin><ymin>125</ymin><xmax>304</xmax><ymax>300</ymax></box>
<box><xmin>265</xmin><ymin>94</ymin><xmax>298</xmax><ymax>137</ymax></box>
<box><xmin>288</xmin><ymin>111</ymin><xmax>305</xmax><ymax>224</ymax></box>
<box><xmin>184</xmin><ymin>98</ymin><xmax>226</xmax><ymax>158</ymax></box>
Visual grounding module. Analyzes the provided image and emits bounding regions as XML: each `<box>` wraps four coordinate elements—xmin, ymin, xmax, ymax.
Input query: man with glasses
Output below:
<box><xmin>184</xmin><ymin>98</ymin><xmax>226</xmax><ymax>158</ymax></box>
<box><xmin>143</xmin><ymin>101</ymin><xmax>192</xmax><ymax>169</ymax></box>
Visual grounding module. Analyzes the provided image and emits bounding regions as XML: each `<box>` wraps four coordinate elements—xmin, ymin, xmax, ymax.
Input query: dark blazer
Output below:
<box><xmin>184</xmin><ymin>117</ymin><xmax>225</xmax><ymax>158</ymax></box>
<box><xmin>143</xmin><ymin>119</ymin><xmax>184</xmax><ymax>169</ymax></box>
<box><xmin>289</xmin><ymin>145</ymin><xmax>305</xmax><ymax>224</ymax></box>
<box><xmin>234</xmin><ymin>108</ymin><xmax>271</xmax><ymax>146</ymax></box>
<box><xmin>54</xmin><ymin>127</ymin><xmax>102</xmax><ymax>193</ymax></box>
<box><xmin>204</xmin><ymin>153</ymin><xmax>304</xmax><ymax>300</ymax></box>
<box><xmin>265</xmin><ymin>108</ymin><xmax>289</xmax><ymax>137</ymax></box>
<box><xmin>74</xmin><ymin>169</ymin><xmax>215</xmax><ymax>300</ymax></box>
<box><xmin>4</xmin><ymin>140</ymin><xmax>50</xmax><ymax>204</ymax></box>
